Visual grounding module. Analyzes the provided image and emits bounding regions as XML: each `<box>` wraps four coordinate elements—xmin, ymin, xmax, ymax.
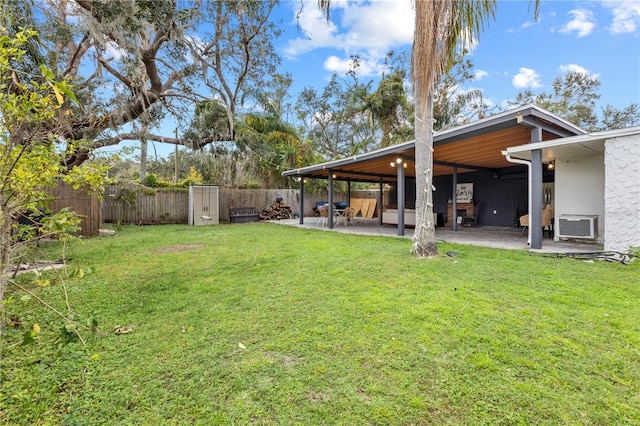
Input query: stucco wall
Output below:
<box><xmin>604</xmin><ymin>134</ymin><xmax>640</xmax><ymax>252</ymax></box>
<box><xmin>554</xmin><ymin>154</ymin><xmax>605</xmax><ymax>242</ymax></box>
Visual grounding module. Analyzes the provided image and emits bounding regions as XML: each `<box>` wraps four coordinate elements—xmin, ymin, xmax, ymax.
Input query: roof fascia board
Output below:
<box><xmin>516</xmin><ymin>116</ymin><xmax>578</xmax><ymax>138</ymax></box>
<box><xmin>331</xmin><ymin>168</ymin><xmax>399</xmax><ymax>180</ymax></box>
<box><xmin>506</xmin><ymin>137</ymin><xmax>593</xmax><ymax>157</ymax></box>
<box><xmin>525</xmin><ymin>105</ymin><xmax>587</xmax><ymax>135</ymax></box>
<box><xmin>282</xmin><ymin>140</ymin><xmax>415</xmax><ymax>177</ymax></box>
<box><xmin>506</xmin><ymin>126</ymin><xmax>640</xmax><ymax>157</ymax></box>
<box><xmin>588</xmin><ymin>126</ymin><xmax>640</xmax><ymax>140</ymax></box>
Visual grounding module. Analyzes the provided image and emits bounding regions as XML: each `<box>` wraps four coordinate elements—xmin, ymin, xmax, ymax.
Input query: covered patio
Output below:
<box><xmin>283</xmin><ymin>105</ymin><xmax>585</xmax><ymax>249</ymax></box>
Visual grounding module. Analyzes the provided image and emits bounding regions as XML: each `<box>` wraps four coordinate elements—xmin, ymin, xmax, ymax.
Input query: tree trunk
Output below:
<box><xmin>411</xmin><ymin>79</ymin><xmax>438</xmax><ymax>257</ymax></box>
<box><xmin>0</xmin><ymin>205</ymin><xmax>13</xmax><ymax>335</ymax></box>
<box><xmin>139</xmin><ymin>119</ymin><xmax>150</xmax><ymax>184</ymax></box>
<box><xmin>139</xmin><ymin>138</ymin><xmax>147</xmax><ymax>184</ymax></box>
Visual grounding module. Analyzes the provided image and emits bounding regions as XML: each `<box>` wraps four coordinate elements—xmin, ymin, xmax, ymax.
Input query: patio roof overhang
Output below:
<box><xmin>504</xmin><ymin>126</ymin><xmax>640</xmax><ymax>162</ymax></box>
<box><xmin>282</xmin><ymin>104</ymin><xmax>586</xmax><ymax>183</ymax></box>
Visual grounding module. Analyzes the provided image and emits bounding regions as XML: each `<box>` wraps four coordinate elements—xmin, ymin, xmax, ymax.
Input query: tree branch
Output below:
<box><xmin>92</xmin><ymin>130</ymin><xmax>231</xmax><ymax>151</ymax></box>
<box><xmin>97</xmin><ymin>57</ymin><xmax>135</xmax><ymax>88</ymax></box>
<box><xmin>63</xmin><ymin>32</ymin><xmax>92</xmax><ymax>78</ymax></box>
<box><xmin>95</xmin><ymin>132</ymin><xmax>181</xmax><ymax>147</ymax></box>
<box><xmin>8</xmin><ymin>279</ymin><xmax>88</xmax><ymax>345</ymax></box>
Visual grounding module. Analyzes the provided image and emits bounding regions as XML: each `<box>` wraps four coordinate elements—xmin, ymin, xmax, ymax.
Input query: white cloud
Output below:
<box><xmin>282</xmin><ymin>3</ymin><xmax>339</xmax><ymax>58</ymax></box>
<box><xmin>338</xmin><ymin>0</ymin><xmax>414</xmax><ymax>49</ymax></box>
<box><xmin>558</xmin><ymin>64</ymin><xmax>600</xmax><ymax>79</ymax></box>
<box><xmin>282</xmin><ymin>0</ymin><xmax>414</xmax><ymax>77</ymax></box>
<box><xmin>323</xmin><ymin>55</ymin><xmax>385</xmax><ymax>77</ymax></box>
<box><xmin>458</xmin><ymin>35</ymin><xmax>479</xmax><ymax>54</ymax></box>
<box><xmin>506</xmin><ymin>16</ymin><xmax>541</xmax><ymax>33</ymax></box>
<box><xmin>105</xmin><ymin>41</ymin><xmax>127</xmax><ymax>61</ymax></box>
<box><xmin>474</xmin><ymin>70</ymin><xmax>489</xmax><ymax>81</ymax></box>
<box><xmin>183</xmin><ymin>34</ymin><xmax>207</xmax><ymax>65</ymax></box>
<box><xmin>323</xmin><ymin>56</ymin><xmax>350</xmax><ymax>74</ymax></box>
<box><xmin>512</xmin><ymin>67</ymin><xmax>542</xmax><ymax>89</ymax></box>
<box><xmin>601</xmin><ymin>0</ymin><xmax>640</xmax><ymax>34</ymax></box>
<box><xmin>560</xmin><ymin>9</ymin><xmax>596</xmax><ymax>37</ymax></box>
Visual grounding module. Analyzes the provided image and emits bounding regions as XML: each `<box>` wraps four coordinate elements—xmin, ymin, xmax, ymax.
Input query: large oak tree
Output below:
<box><xmin>1</xmin><ymin>0</ymin><xmax>281</xmax><ymax>168</ymax></box>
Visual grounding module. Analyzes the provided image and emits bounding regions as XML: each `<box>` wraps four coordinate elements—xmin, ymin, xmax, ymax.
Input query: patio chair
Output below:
<box><xmin>519</xmin><ymin>205</ymin><xmax>553</xmax><ymax>238</ymax></box>
<box><xmin>317</xmin><ymin>205</ymin><xmax>329</xmax><ymax>227</ymax></box>
<box><xmin>336</xmin><ymin>207</ymin><xmax>355</xmax><ymax>226</ymax></box>
<box><xmin>519</xmin><ymin>214</ymin><xmax>529</xmax><ymax>238</ymax></box>
<box><xmin>542</xmin><ymin>205</ymin><xmax>554</xmax><ymax>238</ymax></box>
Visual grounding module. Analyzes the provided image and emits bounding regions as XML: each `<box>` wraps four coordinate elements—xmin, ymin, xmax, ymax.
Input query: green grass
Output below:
<box><xmin>1</xmin><ymin>223</ymin><xmax>639</xmax><ymax>425</ymax></box>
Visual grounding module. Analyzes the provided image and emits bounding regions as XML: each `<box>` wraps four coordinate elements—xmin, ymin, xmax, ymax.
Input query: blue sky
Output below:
<box><xmin>274</xmin><ymin>0</ymin><xmax>640</xmax><ymax>112</ymax></box>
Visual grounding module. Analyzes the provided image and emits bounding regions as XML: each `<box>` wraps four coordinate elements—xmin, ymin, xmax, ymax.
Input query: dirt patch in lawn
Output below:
<box><xmin>155</xmin><ymin>244</ymin><xmax>204</xmax><ymax>253</ymax></box>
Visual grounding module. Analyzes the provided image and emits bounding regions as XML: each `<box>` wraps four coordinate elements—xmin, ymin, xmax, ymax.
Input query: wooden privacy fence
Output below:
<box><xmin>102</xmin><ymin>184</ymin><xmax>189</xmax><ymax>224</ymax></box>
<box><xmin>48</xmin><ymin>181</ymin><xmax>100</xmax><ymax>236</ymax></box>
<box><xmin>102</xmin><ymin>186</ymin><xmax>388</xmax><ymax>225</ymax></box>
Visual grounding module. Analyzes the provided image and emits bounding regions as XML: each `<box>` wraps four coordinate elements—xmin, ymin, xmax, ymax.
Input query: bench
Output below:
<box><xmin>229</xmin><ymin>207</ymin><xmax>260</xmax><ymax>223</ymax></box>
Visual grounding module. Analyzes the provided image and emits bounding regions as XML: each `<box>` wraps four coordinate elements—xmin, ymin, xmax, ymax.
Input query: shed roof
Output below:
<box><xmin>282</xmin><ymin>104</ymin><xmax>585</xmax><ymax>183</ymax></box>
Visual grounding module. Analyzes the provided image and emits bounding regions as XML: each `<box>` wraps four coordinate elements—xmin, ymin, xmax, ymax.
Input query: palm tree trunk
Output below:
<box><xmin>412</xmin><ymin>77</ymin><xmax>438</xmax><ymax>257</ymax></box>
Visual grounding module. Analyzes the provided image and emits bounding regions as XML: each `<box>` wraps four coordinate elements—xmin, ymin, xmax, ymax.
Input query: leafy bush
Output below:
<box><xmin>142</xmin><ymin>173</ymin><xmax>171</xmax><ymax>188</ymax></box>
<box><xmin>179</xmin><ymin>166</ymin><xmax>204</xmax><ymax>187</ymax></box>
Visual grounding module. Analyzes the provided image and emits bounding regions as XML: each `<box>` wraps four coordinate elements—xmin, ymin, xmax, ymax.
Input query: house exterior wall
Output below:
<box><xmin>432</xmin><ymin>166</ymin><xmax>555</xmax><ymax>227</ymax></box>
<box><xmin>433</xmin><ymin>169</ymin><xmax>524</xmax><ymax>227</ymax></box>
<box><xmin>554</xmin><ymin>154</ymin><xmax>605</xmax><ymax>243</ymax></box>
<box><xmin>604</xmin><ymin>134</ymin><xmax>640</xmax><ymax>252</ymax></box>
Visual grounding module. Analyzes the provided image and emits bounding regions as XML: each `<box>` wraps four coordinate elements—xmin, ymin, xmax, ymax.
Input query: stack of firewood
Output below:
<box><xmin>260</xmin><ymin>201</ymin><xmax>293</xmax><ymax>220</ymax></box>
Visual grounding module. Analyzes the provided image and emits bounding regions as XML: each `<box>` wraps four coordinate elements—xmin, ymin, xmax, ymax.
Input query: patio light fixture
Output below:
<box><xmin>547</xmin><ymin>161</ymin><xmax>555</xmax><ymax>170</ymax></box>
<box><xmin>391</xmin><ymin>157</ymin><xmax>406</xmax><ymax>167</ymax></box>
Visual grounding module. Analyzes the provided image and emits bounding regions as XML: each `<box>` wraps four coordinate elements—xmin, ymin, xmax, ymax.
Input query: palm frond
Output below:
<box><xmin>412</xmin><ymin>0</ymin><xmax>497</xmax><ymax>102</ymax></box>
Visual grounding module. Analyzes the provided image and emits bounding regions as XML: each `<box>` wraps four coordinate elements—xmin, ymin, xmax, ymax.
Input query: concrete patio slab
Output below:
<box><xmin>268</xmin><ymin>217</ymin><xmax>603</xmax><ymax>254</ymax></box>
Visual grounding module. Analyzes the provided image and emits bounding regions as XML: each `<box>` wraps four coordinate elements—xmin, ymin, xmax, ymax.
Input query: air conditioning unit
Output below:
<box><xmin>557</xmin><ymin>215</ymin><xmax>598</xmax><ymax>239</ymax></box>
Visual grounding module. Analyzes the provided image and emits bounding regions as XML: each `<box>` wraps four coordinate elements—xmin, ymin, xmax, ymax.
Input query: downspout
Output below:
<box><xmin>502</xmin><ymin>150</ymin><xmax>532</xmax><ymax>245</ymax></box>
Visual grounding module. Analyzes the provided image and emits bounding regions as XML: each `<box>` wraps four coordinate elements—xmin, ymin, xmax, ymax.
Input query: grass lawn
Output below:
<box><xmin>1</xmin><ymin>223</ymin><xmax>638</xmax><ymax>424</ymax></box>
